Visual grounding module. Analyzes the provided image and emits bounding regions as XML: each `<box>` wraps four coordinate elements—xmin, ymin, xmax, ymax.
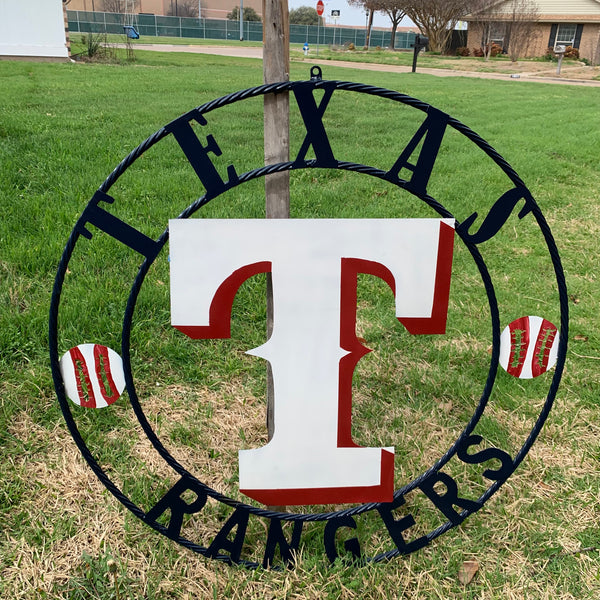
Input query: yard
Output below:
<box><xmin>1</xmin><ymin>48</ymin><xmax>600</xmax><ymax>598</ymax></box>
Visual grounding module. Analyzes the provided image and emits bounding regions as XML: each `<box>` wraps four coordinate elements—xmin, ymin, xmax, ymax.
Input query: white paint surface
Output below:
<box><xmin>0</xmin><ymin>0</ymin><xmax>68</xmax><ymax>58</ymax></box>
<box><xmin>170</xmin><ymin>218</ymin><xmax>454</xmax><ymax>501</ymax></box>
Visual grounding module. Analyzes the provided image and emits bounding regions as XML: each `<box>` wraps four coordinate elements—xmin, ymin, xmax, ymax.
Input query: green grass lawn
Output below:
<box><xmin>70</xmin><ymin>31</ymin><xmax>265</xmax><ymax>48</ymax></box>
<box><xmin>1</xmin><ymin>51</ymin><xmax>600</xmax><ymax>599</ymax></box>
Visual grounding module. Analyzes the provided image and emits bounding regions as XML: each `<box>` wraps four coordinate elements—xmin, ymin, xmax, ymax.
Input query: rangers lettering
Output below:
<box><xmin>419</xmin><ymin>471</ymin><xmax>481</xmax><ymax>526</ymax></box>
<box><xmin>323</xmin><ymin>516</ymin><xmax>361</xmax><ymax>563</ymax></box>
<box><xmin>263</xmin><ymin>519</ymin><xmax>303</xmax><ymax>568</ymax></box>
<box><xmin>457</xmin><ymin>435</ymin><xmax>514</xmax><ymax>482</ymax></box>
<box><xmin>145</xmin><ymin>476</ymin><xmax>207</xmax><ymax>539</ymax></box>
<box><xmin>377</xmin><ymin>495</ymin><xmax>428</xmax><ymax>554</ymax></box>
<box><xmin>205</xmin><ymin>507</ymin><xmax>249</xmax><ymax>563</ymax></box>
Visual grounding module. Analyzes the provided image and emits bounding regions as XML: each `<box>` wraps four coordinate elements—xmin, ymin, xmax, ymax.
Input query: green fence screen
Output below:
<box><xmin>67</xmin><ymin>11</ymin><xmax>416</xmax><ymax>49</ymax></box>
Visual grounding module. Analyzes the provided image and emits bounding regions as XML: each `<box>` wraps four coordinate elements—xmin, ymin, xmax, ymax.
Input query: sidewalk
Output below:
<box><xmin>130</xmin><ymin>43</ymin><xmax>600</xmax><ymax>87</ymax></box>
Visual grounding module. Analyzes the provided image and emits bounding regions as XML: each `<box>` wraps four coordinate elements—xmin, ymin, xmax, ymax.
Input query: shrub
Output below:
<box><xmin>544</xmin><ymin>46</ymin><xmax>579</xmax><ymax>60</ymax></box>
<box><xmin>348</xmin><ymin>42</ymin><xmax>355</xmax><ymax>51</ymax></box>
<box><xmin>490</xmin><ymin>43</ymin><xmax>503</xmax><ymax>57</ymax></box>
<box><xmin>456</xmin><ymin>47</ymin><xmax>470</xmax><ymax>57</ymax></box>
<box><xmin>81</xmin><ymin>33</ymin><xmax>102</xmax><ymax>59</ymax></box>
<box><xmin>564</xmin><ymin>46</ymin><xmax>579</xmax><ymax>59</ymax></box>
<box><xmin>76</xmin><ymin>32</ymin><xmax>118</xmax><ymax>62</ymax></box>
<box><xmin>472</xmin><ymin>47</ymin><xmax>484</xmax><ymax>57</ymax></box>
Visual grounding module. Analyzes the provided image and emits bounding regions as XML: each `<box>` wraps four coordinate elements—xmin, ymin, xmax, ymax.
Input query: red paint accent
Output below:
<box><xmin>333</xmin><ymin>224</ymin><xmax>454</xmax><ymax>504</ymax></box>
<box><xmin>399</xmin><ymin>221</ymin><xmax>455</xmax><ymax>334</ymax></box>
<box><xmin>532</xmin><ymin>319</ymin><xmax>557</xmax><ymax>377</ymax></box>
<box><xmin>240</xmin><ymin>449</ymin><xmax>394</xmax><ymax>505</ymax></box>
<box><xmin>69</xmin><ymin>346</ymin><xmax>96</xmax><ymax>408</ymax></box>
<box><xmin>93</xmin><ymin>344</ymin><xmax>120</xmax><ymax>405</ymax></box>
<box><xmin>174</xmin><ymin>261</ymin><xmax>272</xmax><ymax>339</ymax></box>
<box><xmin>507</xmin><ymin>316</ymin><xmax>530</xmax><ymax>378</ymax></box>
<box><xmin>339</xmin><ymin>259</ymin><xmax>396</xmax><ymax>449</ymax></box>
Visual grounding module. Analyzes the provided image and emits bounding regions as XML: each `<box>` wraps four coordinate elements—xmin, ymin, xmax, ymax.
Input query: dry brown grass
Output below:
<box><xmin>3</xmin><ymin>371</ymin><xmax>600</xmax><ymax>599</ymax></box>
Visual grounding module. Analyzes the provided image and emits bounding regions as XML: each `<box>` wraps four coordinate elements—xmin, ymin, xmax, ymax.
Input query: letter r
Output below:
<box><xmin>169</xmin><ymin>219</ymin><xmax>454</xmax><ymax>505</ymax></box>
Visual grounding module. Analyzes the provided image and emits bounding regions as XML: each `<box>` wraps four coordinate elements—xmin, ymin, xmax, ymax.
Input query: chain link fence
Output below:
<box><xmin>67</xmin><ymin>11</ymin><xmax>416</xmax><ymax>49</ymax></box>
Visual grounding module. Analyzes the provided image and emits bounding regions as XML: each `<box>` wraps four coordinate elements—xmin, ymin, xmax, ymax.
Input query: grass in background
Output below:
<box><xmin>67</xmin><ymin>32</ymin><xmax>600</xmax><ymax>80</ymax></box>
<box><xmin>69</xmin><ymin>31</ymin><xmax>265</xmax><ymax>51</ymax></box>
<box><xmin>1</xmin><ymin>52</ymin><xmax>600</xmax><ymax>598</ymax></box>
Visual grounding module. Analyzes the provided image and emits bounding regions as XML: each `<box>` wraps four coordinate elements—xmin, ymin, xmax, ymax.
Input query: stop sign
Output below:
<box><xmin>316</xmin><ymin>0</ymin><xmax>324</xmax><ymax>17</ymax></box>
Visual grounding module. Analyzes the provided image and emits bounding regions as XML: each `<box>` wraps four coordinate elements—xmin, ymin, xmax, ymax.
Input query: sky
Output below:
<box><xmin>287</xmin><ymin>0</ymin><xmax>414</xmax><ymax>29</ymax></box>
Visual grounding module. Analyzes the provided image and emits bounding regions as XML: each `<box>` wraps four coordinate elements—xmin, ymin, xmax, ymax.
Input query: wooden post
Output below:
<box><xmin>262</xmin><ymin>0</ymin><xmax>289</xmax><ymax>450</ymax></box>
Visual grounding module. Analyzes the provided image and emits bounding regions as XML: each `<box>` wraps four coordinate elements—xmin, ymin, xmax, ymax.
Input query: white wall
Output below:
<box><xmin>0</xmin><ymin>0</ymin><xmax>68</xmax><ymax>58</ymax></box>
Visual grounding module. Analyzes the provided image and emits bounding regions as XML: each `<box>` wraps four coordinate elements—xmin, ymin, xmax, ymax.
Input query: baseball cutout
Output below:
<box><xmin>499</xmin><ymin>316</ymin><xmax>559</xmax><ymax>379</ymax></box>
<box><xmin>60</xmin><ymin>344</ymin><xmax>125</xmax><ymax>407</ymax></box>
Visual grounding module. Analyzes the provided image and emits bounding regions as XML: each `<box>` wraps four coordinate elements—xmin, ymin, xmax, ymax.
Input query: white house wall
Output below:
<box><xmin>483</xmin><ymin>0</ymin><xmax>600</xmax><ymax>19</ymax></box>
<box><xmin>0</xmin><ymin>0</ymin><xmax>69</xmax><ymax>59</ymax></box>
<box><xmin>534</xmin><ymin>0</ymin><xmax>600</xmax><ymax>16</ymax></box>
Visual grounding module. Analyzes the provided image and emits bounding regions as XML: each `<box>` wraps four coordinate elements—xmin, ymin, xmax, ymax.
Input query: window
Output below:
<box><xmin>555</xmin><ymin>24</ymin><xmax>577</xmax><ymax>47</ymax></box>
<box><xmin>490</xmin><ymin>23</ymin><xmax>506</xmax><ymax>45</ymax></box>
<box><xmin>481</xmin><ymin>22</ymin><xmax>506</xmax><ymax>48</ymax></box>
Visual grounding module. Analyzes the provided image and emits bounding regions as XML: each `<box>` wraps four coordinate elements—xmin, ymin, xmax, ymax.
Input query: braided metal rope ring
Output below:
<box><xmin>50</xmin><ymin>70</ymin><xmax>567</xmax><ymax>568</ymax></box>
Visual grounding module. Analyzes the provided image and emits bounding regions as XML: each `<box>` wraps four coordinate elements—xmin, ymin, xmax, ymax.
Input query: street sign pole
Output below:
<box><xmin>240</xmin><ymin>0</ymin><xmax>244</xmax><ymax>41</ymax></box>
<box><xmin>316</xmin><ymin>0</ymin><xmax>324</xmax><ymax>56</ymax></box>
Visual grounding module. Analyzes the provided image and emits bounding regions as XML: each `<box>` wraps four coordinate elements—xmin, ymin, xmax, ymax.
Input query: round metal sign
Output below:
<box><xmin>50</xmin><ymin>69</ymin><xmax>568</xmax><ymax>569</ymax></box>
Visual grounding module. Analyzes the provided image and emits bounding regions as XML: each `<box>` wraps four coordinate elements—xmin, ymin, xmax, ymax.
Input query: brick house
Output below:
<box><xmin>465</xmin><ymin>0</ymin><xmax>600</xmax><ymax>62</ymax></box>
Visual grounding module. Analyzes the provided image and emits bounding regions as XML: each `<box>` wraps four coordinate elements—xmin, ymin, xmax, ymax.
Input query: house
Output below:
<box><xmin>1</xmin><ymin>0</ymin><xmax>70</xmax><ymax>60</ymax></box>
<box><xmin>465</xmin><ymin>0</ymin><xmax>600</xmax><ymax>62</ymax></box>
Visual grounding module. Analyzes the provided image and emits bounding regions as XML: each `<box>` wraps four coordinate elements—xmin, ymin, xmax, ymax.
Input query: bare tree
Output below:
<box><xmin>470</xmin><ymin>0</ymin><xmax>539</xmax><ymax>62</ymax></box>
<box><xmin>379</xmin><ymin>1</ymin><xmax>406</xmax><ymax>49</ymax></box>
<box><xmin>505</xmin><ymin>0</ymin><xmax>539</xmax><ymax>62</ymax></box>
<box><xmin>348</xmin><ymin>0</ymin><xmax>385</xmax><ymax>48</ymax></box>
<box><xmin>168</xmin><ymin>0</ymin><xmax>199</xmax><ymax>17</ymax></box>
<box><xmin>469</xmin><ymin>0</ymin><xmax>505</xmax><ymax>61</ymax></box>
<box><xmin>401</xmin><ymin>0</ymin><xmax>475</xmax><ymax>53</ymax></box>
<box><xmin>101</xmin><ymin>0</ymin><xmax>138</xmax><ymax>13</ymax></box>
